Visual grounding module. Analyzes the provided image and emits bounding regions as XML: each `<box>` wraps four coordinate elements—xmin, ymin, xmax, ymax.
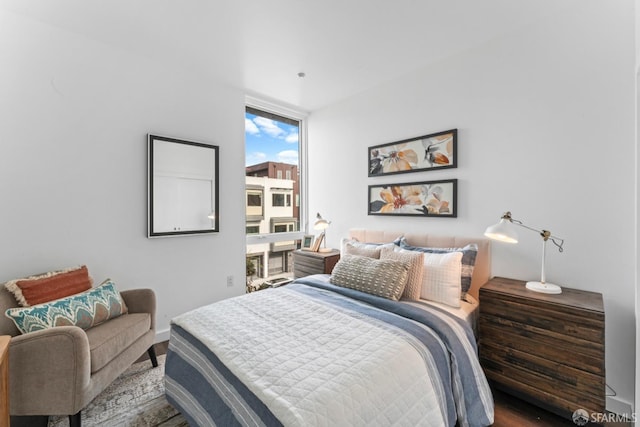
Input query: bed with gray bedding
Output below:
<box><xmin>165</xmin><ymin>275</ymin><xmax>494</xmax><ymax>426</ymax></box>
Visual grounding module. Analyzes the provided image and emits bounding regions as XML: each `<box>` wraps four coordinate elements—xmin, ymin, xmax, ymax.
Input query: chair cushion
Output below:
<box><xmin>85</xmin><ymin>312</ymin><xmax>151</xmax><ymax>373</ymax></box>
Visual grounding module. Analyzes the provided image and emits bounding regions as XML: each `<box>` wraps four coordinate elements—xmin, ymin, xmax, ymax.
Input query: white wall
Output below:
<box><xmin>309</xmin><ymin>1</ymin><xmax>636</xmax><ymax>413</ymax></box>
<box><xmin>0</xmin><ymin>11</ymin><xmax>247</xmax><ymax>340</ymax></box>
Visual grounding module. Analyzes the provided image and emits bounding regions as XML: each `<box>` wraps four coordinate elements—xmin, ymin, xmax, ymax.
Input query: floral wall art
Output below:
<box><xmin>368</xmin><ymin>129</ymin><xmax>457</xmax><ymax>177</ymax></box>
<box><xmin>368</xmin><ymin>179</ymin><xmax>457</xmax><ymax>217</ymax></box>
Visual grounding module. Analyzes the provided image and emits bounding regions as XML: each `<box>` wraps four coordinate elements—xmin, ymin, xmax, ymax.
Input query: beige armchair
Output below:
<box><xmin>0</xmin><ymin>286</ymin><xmax>157</xmax><ymax>427</ymax></box>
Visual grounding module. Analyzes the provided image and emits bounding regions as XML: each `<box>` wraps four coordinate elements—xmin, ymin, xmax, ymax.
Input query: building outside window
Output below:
<box><xmin>272</xmin><ymin>193</ymin><xmax>285</xmax><ymax>207</ymax></box>
<box><xmin>246</xmin><ymin>187</ymin><xmax>264</xmax><ymax>221</ymax></box>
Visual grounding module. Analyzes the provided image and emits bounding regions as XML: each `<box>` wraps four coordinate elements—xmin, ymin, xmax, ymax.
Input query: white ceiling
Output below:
<box><xmin>2</xmin><ymin>0</ymin><xmax>578</xmax><ymax>112</ymax></box>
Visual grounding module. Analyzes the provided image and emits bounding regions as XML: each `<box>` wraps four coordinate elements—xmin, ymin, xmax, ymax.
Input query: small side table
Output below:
<box><xmin>293</xmin><ymin>249</ymin><xmax>340</xmax><ymax>279</ymax></box>
<box><xmin>478</xmin><ymin>276</ymin><xmax>605</xmax><ymax>420</ymax></box>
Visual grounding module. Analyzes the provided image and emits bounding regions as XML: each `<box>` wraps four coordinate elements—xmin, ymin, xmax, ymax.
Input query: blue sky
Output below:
<box><xmin>245</xmin><ymin>112</ymin><xmax>299</xmax><ymax>167</ymax></box>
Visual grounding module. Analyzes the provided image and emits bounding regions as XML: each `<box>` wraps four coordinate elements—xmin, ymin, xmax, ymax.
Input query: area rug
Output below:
<box><xmin>48</xmin><ymin>354</ymin><xmax>188</xmax><ymax>427</ymax></box>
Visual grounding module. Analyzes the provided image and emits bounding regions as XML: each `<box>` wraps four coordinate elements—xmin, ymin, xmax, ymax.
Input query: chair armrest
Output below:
<box><xmin>9</xmin><ymin>326</ymin><xmax>90</xmax><ymax>415</ymax></box>
<box><xmin>120</xmin><ymin>288</ymin><xmax>156</xmax><ymax>331</ymax></box>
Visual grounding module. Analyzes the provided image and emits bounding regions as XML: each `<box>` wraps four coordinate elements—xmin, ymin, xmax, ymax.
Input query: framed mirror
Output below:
<box><xmin>148</xmin><ymin>134</ymin><xmax>219</xmax><ymax>237</ymax></box>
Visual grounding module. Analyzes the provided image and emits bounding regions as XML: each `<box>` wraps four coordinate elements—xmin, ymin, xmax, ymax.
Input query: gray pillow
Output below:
<box><xmin>330</xmin><ymin>255</ymin><xmax>409</xmax><ymax>300</ymax></box>
<box><xmin>380</xmin><ymin>245</ymin><xmax>424</xmax><ymax>300</ymax></box>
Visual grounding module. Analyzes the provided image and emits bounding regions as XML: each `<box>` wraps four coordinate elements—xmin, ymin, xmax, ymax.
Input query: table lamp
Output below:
<box><xmin>484</xmin><ymin>211</ymin><xmax>565</xmax><ymax>294</ymax></box>
<box><xmin>313</xmin><ymin>213</ymin><xmax>332</xmax><ymax>252</ymax></box>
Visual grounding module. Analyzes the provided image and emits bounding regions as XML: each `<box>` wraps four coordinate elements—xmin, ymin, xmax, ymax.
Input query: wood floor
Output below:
<box><xmin>151</xmin><ymin>341</ymin><xmax>629</xmax><ymax>426</ymax></box>
<box><xmin>492</xmin><ymin>387</ymin><xmax>580</xmax><ymax>426</ymax></box>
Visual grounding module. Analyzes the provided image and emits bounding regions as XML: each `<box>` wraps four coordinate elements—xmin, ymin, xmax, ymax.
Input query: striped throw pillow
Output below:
<box><xmin>5</xmin><ymin>280</ymin><xmax>128</xmax><ymax>334</ymax></box>
<box><xmin>330</xmin><ymin>255</ymin><xmax>409</xmax><ymax>300</ymax></box>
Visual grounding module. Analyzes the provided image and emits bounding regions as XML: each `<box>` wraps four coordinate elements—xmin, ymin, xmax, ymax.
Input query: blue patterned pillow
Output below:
<box><xmin>5</xmin><ymin>280</ymin><xmax>128</xmax><ymax>334</ymax></box>
<box><xmin>396</xmin><ymin>237</ymin><xmax>478</xmax><ymax>296</ymax></box>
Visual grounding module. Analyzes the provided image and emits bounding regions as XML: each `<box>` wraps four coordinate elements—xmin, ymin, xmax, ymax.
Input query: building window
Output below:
<box><xmin>247</xmin><ymin>193</ymin><xmax>262</xmax><ymax>206</ymax></box>
<box><xmin>286</xmin><ymin>170</ymin><xmax>292</xmax><ymax>180</ymax></box>
<box><xmin>277</xmin><ymin>170</ymin><xmax>282</xmax><ymax>179</ymax></box>
<box><xmin>272</xmin><ymin>193</ymin><xmax>285</xmax><ymax>207</ymax></box>
<box><xmin>246</xmin><ymin>225</ymin><xmax>260</xmax><ymax>234</ymax></box>
<box><xmin>272</xmin><ymin>220</ymin><xmax>296</xmax><ymax>234</ymax></box>
<box><xmin>246</xmin><ymin>188</ymin><xmax>264</xmax><ymax>220</ymax></box>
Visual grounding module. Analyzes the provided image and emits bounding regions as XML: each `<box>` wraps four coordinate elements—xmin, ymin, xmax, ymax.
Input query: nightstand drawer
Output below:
<box><xmin>293</xmin><ymin>250</ymin><xmax>340</xmax><ymax>279</ymax></box>
<box><xmin>479</xmin><ymin>315</ymin><xmax>604</xmax><ymax>374</ymax></box>
<box><xmin>481</xmin><ymin>341</ymin><xmax>604</xmax><ymax>396</ymax></box>
<box><xmin>294</xmin><ymin>254</ymin><xmax>325</xmax><ymax>270</ymax></box>
<box><xmin>481</xmin><ymin>354</ymin><xmax>605</xmax><ymax>417</ymax></box>
<box><xmin>480</xmin><ymin>296</ymin><xmax>604</xmax><ymax>343</ymax></box>
<box><xmin>294</xmin><ymin>263</ymin><xmax>322</xmax><ymax>277</ymax></box>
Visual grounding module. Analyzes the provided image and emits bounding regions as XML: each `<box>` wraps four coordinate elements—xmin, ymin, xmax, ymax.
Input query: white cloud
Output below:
<box><xmin>285</xmin><ymin>132</ymin><xmax>299</xmax><ymax>144</ymax></box>
<box><xmin>254</xmin><ymin>117</ymin><xmax>285</xmax><ymax>138</ymax></box>
<box><xmin>278</xmin><ymin>150</ymin><xmax>299</xmax><ymax>164</ymax></box>
<box><xmin>245</xmin><ymin>118</ymin><xmax>259</xmax><ymax>135</ymax></box>
<box><xmin>245</xmin><ymin>151</ymin><xmax>267</xmax><ymax>166</ymax></box>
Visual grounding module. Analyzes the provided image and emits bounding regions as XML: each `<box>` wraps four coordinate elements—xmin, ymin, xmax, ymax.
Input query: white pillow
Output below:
<box><xmin>420</xmin><ymin>251</ymin><xmax>463</xmax><ymax>308</ymax></box>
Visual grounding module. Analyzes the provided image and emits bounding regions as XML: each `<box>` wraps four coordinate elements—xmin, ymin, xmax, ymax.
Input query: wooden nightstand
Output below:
<box><xmin>479</xmin><ymin>277</ymin><xmax>605</xmax><ymax>420</ymax></box>
<box><xmin>293</xmin><ymin>249</ymin><xmax>340</xmax><ymax>279</ymax></box>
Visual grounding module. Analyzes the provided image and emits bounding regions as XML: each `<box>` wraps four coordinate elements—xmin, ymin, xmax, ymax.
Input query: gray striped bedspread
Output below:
<box><xmin>165</xmin><ymin>276</ymin><xmax>494</xmax><ymax>426</ymax></box>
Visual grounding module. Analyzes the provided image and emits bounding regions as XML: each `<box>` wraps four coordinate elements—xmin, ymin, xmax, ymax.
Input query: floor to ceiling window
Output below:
<box><xmin>245</xmin><ymin>99</ymin><xmax>307</xmax><ymax>291</ymax></box>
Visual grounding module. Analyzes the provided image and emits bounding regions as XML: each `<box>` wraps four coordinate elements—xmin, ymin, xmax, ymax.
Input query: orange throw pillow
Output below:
<box><xmin>4</xmin><ymin>265</ymin><xmax>93</xmax><ymax>307</ymax></box>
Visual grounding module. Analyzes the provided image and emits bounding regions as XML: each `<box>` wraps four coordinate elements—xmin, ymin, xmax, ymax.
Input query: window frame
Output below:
<box><xmin>246</xmin><ymin>224</ymin><xmax>260</xmax><ymax>234</ymax></box>
<box><xmin>245</xmin><ymin>187</ymin><xmax>265</xmax><ymax>221</ymax></box>
<box><xmin>272</xmin><ymin>192</ymin><xmax>286</xmax><ymax>207</ymax></box>
<box><xmin>245</xmin><ymin>96</ymin><xmax>308</xmax><ymax>246</ymax></box>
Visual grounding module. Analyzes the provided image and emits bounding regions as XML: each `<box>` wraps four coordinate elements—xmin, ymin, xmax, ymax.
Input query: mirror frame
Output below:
<box><xmin>148</xmin><ymin>134</ymin><xmax>219</xmax><ymax>237</ymax></box>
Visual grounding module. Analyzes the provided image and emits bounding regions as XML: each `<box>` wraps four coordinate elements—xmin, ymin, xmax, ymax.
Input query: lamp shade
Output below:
<box><xmin>313</xmin><ymin>213</ymin><xmax>330</xmax><ymax>231</ymax></box>
<box><xmin>484</xmin><ymin>218</ymin><xmax>518</xmax><ymax>243</ymax></box>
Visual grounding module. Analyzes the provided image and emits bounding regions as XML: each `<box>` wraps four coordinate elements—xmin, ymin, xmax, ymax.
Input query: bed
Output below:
<box><xmin>165</xmin><ymin>229</ymin><xmax>494</xmax><ymax>426</ymax></box>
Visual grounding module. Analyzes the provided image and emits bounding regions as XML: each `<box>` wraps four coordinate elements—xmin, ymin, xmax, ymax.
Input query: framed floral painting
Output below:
<box><xmin>368</xmin><ymin>129</ymin><xmax>457</xmax><ymax>177</ymax></box>
<box><xmin>368</xmin><ymin>179</ymin><xmax>457</xmax><ymax>217</ymax></box>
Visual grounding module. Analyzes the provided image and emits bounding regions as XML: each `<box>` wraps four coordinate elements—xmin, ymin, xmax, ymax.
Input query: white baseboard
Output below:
<box><xmin>607</xmin><ymin>395</ymin><xmax>634</xmax><ymax>418</ymax></box>
<box><xmin>154</xmin><ymin>328</ymin><xmax>170</xmax><ymax>344</ymax></box>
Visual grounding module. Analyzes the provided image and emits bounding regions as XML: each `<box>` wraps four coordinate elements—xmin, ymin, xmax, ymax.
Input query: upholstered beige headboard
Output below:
<box><xmin>348</xmin><ymin>229</ymin><xmax>491</xmax><ymax>300</ymax></box>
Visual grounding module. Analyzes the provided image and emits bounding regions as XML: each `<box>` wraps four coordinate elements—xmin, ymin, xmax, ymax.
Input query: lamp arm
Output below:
<box><xmin>506</xmin><ymin>213</ymin><xmax>565</xmax><ymax>253</ymax></box>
